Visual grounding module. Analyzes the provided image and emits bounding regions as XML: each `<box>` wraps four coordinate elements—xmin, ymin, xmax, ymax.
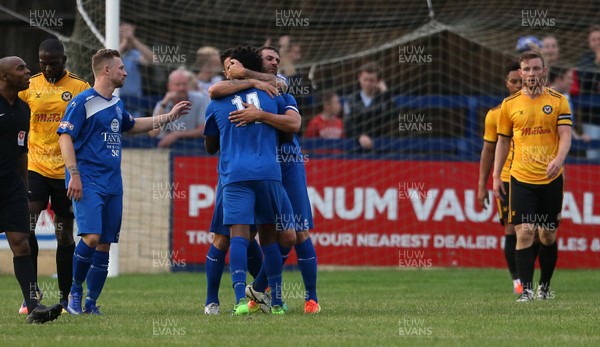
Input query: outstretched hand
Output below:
<box><xmin>167</xmin><ymin>101</ymin><xmax>192</xmax><ymax>122</ymax></box>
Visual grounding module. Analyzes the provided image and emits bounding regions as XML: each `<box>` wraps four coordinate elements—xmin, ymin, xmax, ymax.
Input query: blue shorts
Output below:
<box><xmin>210</xmin><ymin>180</ymin><xmax>258</xmax><ymax>237</ymax></box>
<box><xmin>209</xmin><ymin>180</ymin><xmax>230</xmax><ymax>236</ymax></box>
<box><xmin>222</xmin><ymin>180</ymin><xmax>293</xmax><ymax>227</ymax></box>
<box><xmin>281</xmin><ymin>164</ymin><xmax>314</xmax><ymax>231</ymax></box>
<box><xmin>72</xmin><ymin>187</ymin><xmax>122</xmax><ymax>243</ymax></box>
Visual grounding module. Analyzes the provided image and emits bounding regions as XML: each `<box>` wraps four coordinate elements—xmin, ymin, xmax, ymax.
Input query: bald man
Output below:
<box><xmin>149</xmin><ymin>68</ymin><xmax>210</xmax><ymax>148</ymax></box>
<box><xmin>0</xmin><ymin>56</ymin><xmax>63</xmax><ymax>324</ymax></box>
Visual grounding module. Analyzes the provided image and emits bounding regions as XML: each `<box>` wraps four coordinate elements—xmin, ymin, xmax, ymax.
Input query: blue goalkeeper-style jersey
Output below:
<box><xmin>57</xmin><ymin>88</ymin><xmax>135</xmax><ymax>195</ymax></box>
<box><xmin>204</xmin><ymin>88</ymin><xmax>288</xmax><ymax>186</ymax></box>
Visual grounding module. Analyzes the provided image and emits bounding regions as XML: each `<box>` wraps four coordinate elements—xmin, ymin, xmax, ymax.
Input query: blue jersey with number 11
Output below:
<box><xmin>204</xmin><ymin>88</ymin><xmax>287</xmax><ymax>186</ymax></box>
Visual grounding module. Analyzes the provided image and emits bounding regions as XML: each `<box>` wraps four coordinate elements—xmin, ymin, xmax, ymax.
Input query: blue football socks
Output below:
<box><xmin>205</xmin><ymin>244</ymin><xmax>226</xmax><ymax>305</ymax></box>
<box><xmin>261</xmin><ymin>243</ymin><xmax>283</xmax><ymax>307</ymax></box>
<box><xmin>71</xmin><ymin>239</ymin><xmax>96</xmax><ymax>294</ymax></box>
<box><xmin>230</xmin><ymin>237</ymin><xmax>249</xmax><ymax>303</ymax></box>
<box><xmin>295</xmin><ymin>238</ymin><xmax>318</xmax><ymax>302</ymax></box>
<box><xmin>85</xmin><ymin>250</ymin><xmax>109</xmax><ymax>308</ymax></box>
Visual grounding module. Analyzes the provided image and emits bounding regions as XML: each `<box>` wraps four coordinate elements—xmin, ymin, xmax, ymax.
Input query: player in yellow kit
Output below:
<box><xmin>477</xmin><ymin>61</ymin><xmax>522</xmax><ymax>294</ymax></box>
<box><xmin>493</xmin><ymin>51</ymin><xmax>572</xmax><ymax>302</ymax></box>
<box><xmin>18</xmin><ymin>39</ymin><xmax>90</xmax><ymax>313</ymax></box>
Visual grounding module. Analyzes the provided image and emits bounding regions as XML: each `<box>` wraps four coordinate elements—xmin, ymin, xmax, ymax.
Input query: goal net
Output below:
<box><xmin>19</xmin><ymin>0</ymin><xmax>600</xmax><ymax>271</ymax></box>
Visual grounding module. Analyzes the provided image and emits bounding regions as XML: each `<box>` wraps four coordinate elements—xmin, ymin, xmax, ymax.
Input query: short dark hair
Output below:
<box><xmin>518</xmin><ymin>51</ymin><xmax>545</xmax><ymax>68</ymax></box>
<box><xmin>358</xmin><ymin>62</ymin><xmax>381</xmax><ymax>79</ymax></box>
<box><xmin>548</xmin><ymin>67</ymin><xmax>569</xmax><ymax>83</ymax></box>
<box><xmin>39</xmin><ymin>39</ymin><xmax>65</xmax><ymax>55</ymax></box>
<box><xmin>229</xmin><ymin>46</ymin><xmax>262</xmax><ymax>72</ymax></box>
<box><xmin>504</xmin><ymin>61</ymin><xmax>520</xmax><ymax>78</ymax></box>
<box><xmin>589</xmin><ymin>25</ymin><xmax>600</xmax><ymax>33</ymax></box>
<box><xmin>92</xmin><ymin>49</ymin><xmax>121</xmax><ymax>74</ymax></box>
<box><xmin>258</xmin><ymin>45</ymin><xmax>280</xmax><ymax>55</ymax></box>
<box><xmin>219</xmin><ymin>48</ymin><xmax>234</xmax><ymax>65</ymax></box>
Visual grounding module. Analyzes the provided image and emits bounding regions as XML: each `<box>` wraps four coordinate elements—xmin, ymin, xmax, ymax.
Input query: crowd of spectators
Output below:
<box><xmin>121</xmin><ymin>29</ymin><xmax>600</xmax><ymax>158</ymax></box>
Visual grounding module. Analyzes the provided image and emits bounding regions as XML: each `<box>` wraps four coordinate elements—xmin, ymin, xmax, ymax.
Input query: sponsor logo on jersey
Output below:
<box><xmin>59</xmin><ymin>121</ymin><xmax>74</xmax><ymax>130</ymax></box>
<box><xmin>35</xmin><ymin>113</ymin><xmax>62</xmax><ymax>122</ymax></box>
<box><xmin>521</xmin><ymin>126</ymin><xmax>551</xmax><ymax>136</ymax></box>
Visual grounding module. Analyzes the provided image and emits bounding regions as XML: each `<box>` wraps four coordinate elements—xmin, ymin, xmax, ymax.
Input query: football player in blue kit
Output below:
<box><xmin>57</xmin><ymin>49</ymin><xmax>191</xmax><ymax>315</ymax></box>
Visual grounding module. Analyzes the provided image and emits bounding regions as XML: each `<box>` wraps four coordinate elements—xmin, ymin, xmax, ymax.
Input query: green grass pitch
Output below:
<box><xmin>1</xmin><ymin>269</ymin><xmax>600</xmax><ymax>346</ymax></box>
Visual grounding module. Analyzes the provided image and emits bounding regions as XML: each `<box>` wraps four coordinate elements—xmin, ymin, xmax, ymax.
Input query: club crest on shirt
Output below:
<box><xmin>543</xmin><ymin>105</ymin><xmax>552</xmax><ymax>114</ymax></box>
<box><xmin>111</xmin><ymin>119</ymin><xmax>119</xmax><ymax>132</ymax></box>
<box><xmin>62</xmin><ymin>91</ymin><xmax>73</xmax><ymax>102</ymax></box>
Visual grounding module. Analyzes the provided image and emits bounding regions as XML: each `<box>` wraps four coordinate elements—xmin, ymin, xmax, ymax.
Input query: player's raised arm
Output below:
<box><xmin>208</xmin><ymin>79</ymin><xmax>278</xmax><ymax>99</ymax></box>
<box><xmin>208</xmin><ymin>58</ymin><xmax>284</xmax><ymax>99</ymax></box>
<box><xmin>228</xmin><ymin>58</ymin><xmax>287</xmax><ymax>89</ymax></box>
<box><xmin>127</xmin><ymin>101</ymin><xmax>191</xmax><ymax>134</ymax></box>
<box><xmin>228</xmin><ymin>102</ymin><xmax>301</xmax><ymax>133</ymax></box>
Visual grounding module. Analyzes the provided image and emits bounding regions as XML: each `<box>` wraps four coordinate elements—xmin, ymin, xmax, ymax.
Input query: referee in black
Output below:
<box><xmin>0</xmin><ymin>56</ymin><xmax>62</xmax><ymax>324</ymax></box>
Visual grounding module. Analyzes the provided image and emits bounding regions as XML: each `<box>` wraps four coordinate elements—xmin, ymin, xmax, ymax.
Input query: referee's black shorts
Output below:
<box><xmin>495</xmin><ymin>181</ymin><xmax>510</xmax><ymax>226</ymax></box>
<box><xmin>0</xmin><ymin>176</ymin><xmax>29</xmax><ymax>233</ymax></box>
<box><xmin>509</xmin><ymin>174</ymin><xmax>563</xmax><ymax>229</ymax></box>
<box><xmin>28</xmin><ymin>170</ymin><xmax>73</xmax><ymax>219</ymax></box>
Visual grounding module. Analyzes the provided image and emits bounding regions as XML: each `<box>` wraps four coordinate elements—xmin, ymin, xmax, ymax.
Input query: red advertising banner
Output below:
<box><xmin>172</xmin><ymin>157</ymin><xmax>600</xmax><ymax>269</ymax></box>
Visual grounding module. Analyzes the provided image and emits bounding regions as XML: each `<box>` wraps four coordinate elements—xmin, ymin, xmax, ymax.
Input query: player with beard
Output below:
<box><xmin>211</xmin><ymin>46</ymin><xmax>319</xmax><ymax>314</ymax></box>
<box><xmin>493</xmin><ymin>51</ymin><xmax>571</xmax><ymax>302</ymax></box>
